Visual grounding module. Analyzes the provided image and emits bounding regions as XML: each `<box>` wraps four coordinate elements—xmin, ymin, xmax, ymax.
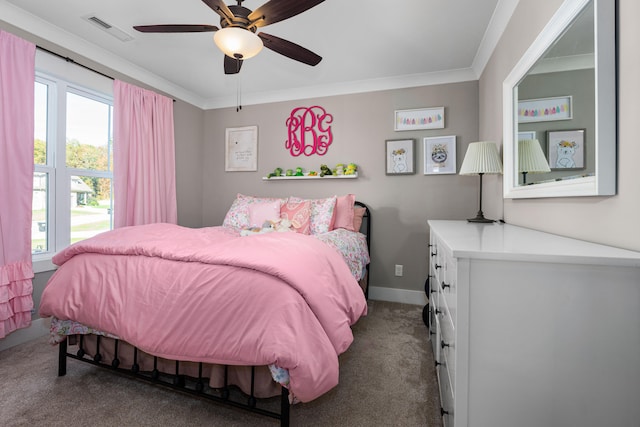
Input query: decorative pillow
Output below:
<box><xmin>353</xmin><ymin>207</ymin><xmax>367</xmax><ymax>232</ymax></box>
<box><xmin>248</xmin><ymin>200</ymin><xmax>282</xmax><ymax>227</ymax></box>
<box><xmin>332</xmin><ymin>194</ymin><xmax>356</xmax><ymax>231</ymax></box>
<box><xmin>280</xmin><ymin>200</ymin><xmax>311</xmax><ymax>234</ymax></box>
<box><xmin>289</xmin><ymin>196</ymin><xmax>337</xmax><ymax>234</ymax></box>
<box><xmin>223</xmin><ymin>194</ymin><xmax>285</xmax><ymax>229</ymax></box>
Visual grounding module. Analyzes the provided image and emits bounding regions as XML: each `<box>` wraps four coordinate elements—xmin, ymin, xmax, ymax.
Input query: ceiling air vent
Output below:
<box><xmin>83</xmin><ymin>14</ymin><xmax>134</xmax><ymax>42</ymax></box>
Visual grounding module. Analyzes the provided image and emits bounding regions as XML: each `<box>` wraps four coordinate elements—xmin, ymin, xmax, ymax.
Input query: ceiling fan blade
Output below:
<box><xmin>258</xmin><ymin>32</ymin><xmax>322</xmax><ymax>66</ymax></box>
<box><xmin>224</xmin><ymin>55</ymin><xmax>243</xmax><ymax>74</ymax></box>
<box><xmin>201</xmin><ymin>0</ymin><xmax>235</xmax><ymax>21</ymax></box>
<box><xmin>249</xmin><ymin>0</ymin><xmax>325</xmax><ymax>27</ymax></box>
<box><xmin>133</xmin><ymin>24</ymin><xmax>219</xmax><ymax>33</ymax></box>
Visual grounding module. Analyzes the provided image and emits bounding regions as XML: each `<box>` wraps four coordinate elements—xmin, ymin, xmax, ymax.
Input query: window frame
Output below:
<box><xmin>33</xmin><ymin>54</ymin><xmax>114</xmax><ymax>273</ymax></box>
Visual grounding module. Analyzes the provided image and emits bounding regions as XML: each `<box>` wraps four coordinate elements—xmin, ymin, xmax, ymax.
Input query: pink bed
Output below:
<box><xmin>39</xmin><ymin>202</ymin><xmax>370</xmax><ymax>424</ymax></box>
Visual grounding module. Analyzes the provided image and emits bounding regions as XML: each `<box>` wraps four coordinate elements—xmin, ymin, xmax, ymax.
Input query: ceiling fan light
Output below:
<box><xmin>214</xmin><ymin>27</ymin><xmax>263</xmax><ymax>60</ymax></box>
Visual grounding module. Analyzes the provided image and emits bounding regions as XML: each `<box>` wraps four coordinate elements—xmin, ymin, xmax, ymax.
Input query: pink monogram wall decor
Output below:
<box><xmin>286</xmin><ymin>106</ymin><xmax>333</xmax><ymax>156</ymax></box>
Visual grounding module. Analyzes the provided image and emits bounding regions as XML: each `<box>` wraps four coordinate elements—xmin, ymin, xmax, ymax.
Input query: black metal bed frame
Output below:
<box><xmin>58</xmin><ymin>335</ymin><xmax>290</xmax><ymax>425</ymax></box>
<box><xmin>55</xmin><ymin>202</ymin><xmax>372</xmax><ymax>425</ymax></box>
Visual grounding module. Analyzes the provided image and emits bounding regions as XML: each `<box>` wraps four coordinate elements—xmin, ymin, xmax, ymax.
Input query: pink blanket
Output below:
<box><xmin>40</xmin><ymin>223</ymin><xmax>367</xmax><ymax>402</ymax></box>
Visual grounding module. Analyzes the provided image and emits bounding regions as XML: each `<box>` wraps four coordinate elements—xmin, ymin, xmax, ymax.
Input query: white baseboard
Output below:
<box><xmin>368</xmin><ymin>286</ymin><xmax>427</xmax><ymax>306</ymax></box>
<box><xmin>0</xmin><ymin>318</ymin><xmax>50</xmax><ymax>352</ymax></box>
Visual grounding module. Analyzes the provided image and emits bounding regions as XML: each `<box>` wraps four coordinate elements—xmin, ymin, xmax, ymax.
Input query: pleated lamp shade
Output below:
<box><xmin>459</xmin><ymin>141</ymin><xmax>503</xmax><ymax>175</ymax></box>
<box><xmin>518</xmin><ymin>139</ymin><xmax>551</xmax><ymax>173</ymax></box>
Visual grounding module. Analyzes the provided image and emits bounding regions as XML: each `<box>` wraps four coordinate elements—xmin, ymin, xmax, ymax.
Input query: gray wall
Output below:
<box><xmin>480</xmin><ymin>0</ymin><xmax>640</xmax><ymax>251</ymax></box>
<box><xmin>201</xmin><ymin>82</ymin><xmax>481</xmax><ymax>294</ymax></box>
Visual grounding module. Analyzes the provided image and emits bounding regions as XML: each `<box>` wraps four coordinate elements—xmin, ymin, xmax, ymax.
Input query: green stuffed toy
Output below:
<box><xmin>319</xmin><ymin>164</ymin><xmax>332</xmax><ymax>177</ymax></box>
<box><xmin>345</xmin><ymin>163</ymin><xmax>357</xmax><ymax>175</ymax></box>
<box><xmin>294</xmin><ymin>167</ymin><xmax>304</xmax><ymax>176</ymax></box>
<box><xmin>267</xmin><ymin>167</ymin><xmax>283</xmax><ymax>178</ymax></box>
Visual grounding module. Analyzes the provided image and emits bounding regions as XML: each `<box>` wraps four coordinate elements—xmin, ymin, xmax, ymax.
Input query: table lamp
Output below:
<box><xmin>459</xmin><ymin>141</ymin><xmax>503</xmax><ymax>223</ymax></box>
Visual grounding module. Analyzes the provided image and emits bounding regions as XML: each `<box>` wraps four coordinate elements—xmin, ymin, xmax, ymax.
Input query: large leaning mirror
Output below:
<box><xmin>503</xmin><ymin>0</ymin><xmax>616</xmax><ymax>198</ymax></box>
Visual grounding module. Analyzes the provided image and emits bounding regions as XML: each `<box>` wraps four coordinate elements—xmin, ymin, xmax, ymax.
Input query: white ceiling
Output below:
<box><xmin>0</xmin><ymin>0</ymin><xmax>519</xmax><ymax>109</ymax></box>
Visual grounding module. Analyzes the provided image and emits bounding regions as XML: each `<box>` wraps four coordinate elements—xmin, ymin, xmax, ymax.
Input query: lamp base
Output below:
<box><xmin>467</xmin><ymin>211</ymin><xmax>494</xmax><ymax>223</ymax></box>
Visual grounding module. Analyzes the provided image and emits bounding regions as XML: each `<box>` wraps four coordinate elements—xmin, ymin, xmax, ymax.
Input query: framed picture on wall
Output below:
<box><xmin>546</xmin><ymin>129</ymin><xmax>585</xmax><ymax>170</ymax></box>
<box><xmin>385</xmin><ymin>139</ymin><xmax>416</xmax><ymax>175</ymax></box>
<box><xmin>423</xmin><ymin>135</ymin><xmax>457</xmax><ymax>175</ymax></box>
<box><xmin>394</xmin><ymin>107</ymin><xmax>445</xmax><ymax>131</ymax></box>
<box><xmin>225</xmin><ymin>126</ymin><xmax>258</xmax><ymax>171</ymax></box>
<box><xmin>518</xmin><ymin>96</ymin><xmax>573</xmax><ymax>123</ymax></box>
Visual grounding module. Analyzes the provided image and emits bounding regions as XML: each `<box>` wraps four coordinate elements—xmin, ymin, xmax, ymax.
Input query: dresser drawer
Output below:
<box><xmin>440</xmin><ymin>310</ymin><xmax>456</xmax><ymax>395</ymax></box>
<box><xmin>438</xmin><ymin>361</ymin><xmax>455</xmax><ymax>427</ymax></box>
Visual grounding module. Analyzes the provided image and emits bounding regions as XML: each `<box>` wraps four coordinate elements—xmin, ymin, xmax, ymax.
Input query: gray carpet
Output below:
<box><xmin>0</xmin><ymin>301</ymin><xmax>442</xmax><ymax>426</ymax></box>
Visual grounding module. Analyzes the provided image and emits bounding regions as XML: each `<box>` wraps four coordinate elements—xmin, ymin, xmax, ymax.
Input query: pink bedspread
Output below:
<box><xmin>39</xmin><ymin>223</ymin><xmax>367</xmax><ymax>402</ymax></box>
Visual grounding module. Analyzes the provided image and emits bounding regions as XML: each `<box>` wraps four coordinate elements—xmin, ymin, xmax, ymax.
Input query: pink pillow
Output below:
<box><xmin>280</xmin><ymin>200</ymin><xmax>311</xmax><ymax>234</ymax></box>
<box><xmin>353</xmin><ymin>207</ymin><xmax>366</xmax><ymax>232</ymax></box>
<box><xmin>333</xmin><ymin>194</ymin><xmax>356</xmax><ymax>231</ymax></box>
<box><xmin>289</xmin><ymin>196</ymin><xmax>337</xmax><ymax>234</ymax></box>
<box><xmin>223</xmin><ymin>194</ymin><xmax>285</xmax><ymax>229</ymax></box>
<box><xmin>248</xmin><ymin>200</ymin><xmax>281</xmax><ymax>227</ymax></box>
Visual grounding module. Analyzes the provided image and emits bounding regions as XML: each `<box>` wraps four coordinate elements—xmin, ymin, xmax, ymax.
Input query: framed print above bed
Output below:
<box><xmin>225</xmin><ymin>126</ymin><xmax>258</xmax><ymax>171</ymax></box>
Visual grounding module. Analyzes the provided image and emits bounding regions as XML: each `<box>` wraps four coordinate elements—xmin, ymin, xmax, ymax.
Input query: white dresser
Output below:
<box><xmin>427</xmin><ymin>220</ymin><xmax>640</xmax><ymax>427</ymax></box>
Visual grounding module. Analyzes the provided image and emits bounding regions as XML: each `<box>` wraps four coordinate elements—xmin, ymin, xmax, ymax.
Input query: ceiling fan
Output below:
<box><xmin>133</xmin><ymin>0</ymin><xmax>324</xmax><ymax>75</ymax></box>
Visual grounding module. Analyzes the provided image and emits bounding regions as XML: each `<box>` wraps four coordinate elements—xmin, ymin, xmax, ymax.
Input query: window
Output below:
<box><xmin>32</xmin><ymin>65</ymin><xmax>114</xmax><ymax>269</ymax></box>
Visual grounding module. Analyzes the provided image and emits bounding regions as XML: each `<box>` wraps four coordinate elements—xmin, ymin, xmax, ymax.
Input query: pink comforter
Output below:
<box><xmin>39</xmin><ymin>223</ymin><xmax>367</xmax><ymax>402</ymax></box>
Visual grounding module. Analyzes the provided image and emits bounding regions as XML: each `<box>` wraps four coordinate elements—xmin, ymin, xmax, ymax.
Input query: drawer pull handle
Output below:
<box><xmin>441</xmin><ymin>408</ymin><xmax>450</xmax><ymax>416</ymax></box>
<box><xmin>435</xmin><ymin>264</ymin><xmax>442</xmax><ymax>270</ymax></box>
<box><xmin>431</xmin><ymin>251</ymin><xmax>437</xmax><ymax>257</ymax></box>
<box><xmin>441</xmin><ymin>340</ymin><xmax>450</xmax><ymax>349</ymax></box>
<box><xmin>430</xmin><ymin>288</ymin><xmax>437</xmax><ymax>294</ymax></box>
<box><xmin>435</xmin><ymin>360</ymin><xmax>443</xmax><ymax>367</ymax></box>
<box><xmin>435</xmin><ymin>308</ymin><xmax>442</xmax><ymax>315</ymax></box>
<box><xmin>441</xmin><ymin>281</ymin><xmax>450</xmax><ymax>290</ymax></box>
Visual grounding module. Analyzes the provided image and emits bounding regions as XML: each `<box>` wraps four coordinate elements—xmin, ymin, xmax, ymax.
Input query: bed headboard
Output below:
<box><xmin>354</xmin><ymin>201</ymin><xmax>370</xmax><ymax>251</ymax></box>
<box><xmin>354</xmin><ymin>201</ymin><xmax>370</xmax><ymax>299</ymax></box>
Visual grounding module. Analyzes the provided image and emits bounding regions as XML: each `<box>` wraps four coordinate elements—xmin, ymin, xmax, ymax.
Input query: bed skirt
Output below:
<box><xmin>58</xmin><ymin>334</ymin><xmax>290</xmax><ymax>425</ymax></box>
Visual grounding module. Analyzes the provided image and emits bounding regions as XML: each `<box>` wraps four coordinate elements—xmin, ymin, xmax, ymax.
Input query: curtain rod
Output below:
<box><xmin>36</xmin><ymin>45</ymin><xmax>176</xmax><ymax>102</ymax></box>
<box><xmin>37</xmin><ymin>45</ymin><xmax>113</xmax><ymax>80</ymax></box>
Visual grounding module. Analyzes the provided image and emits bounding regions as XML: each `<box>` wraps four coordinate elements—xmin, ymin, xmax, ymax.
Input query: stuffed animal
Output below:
<box><xmin>345</xmin><ymin>163</ymin><xmax>357</xmax><ymax>175</ymax></box>
<box><xmin>294</xmin><ymin>167</ymin><xmax>304</xmax><ymax>176</ymax></box>
<box><xmin>319</xmin><ymin>164</ymin><xmax>332</xmax><ymax>177</ymax></box>
<box><xmin>334</xmin><ymin>163</ymin><xmax>345</xmax><ymax>175</ymax></box>
<box><xmin>275</xmin><ymin>218</ymin><xmax>294</xmax><ymax>232</ymax></box>
<box><xmin>240</xmin><ymin>219</ymin><xmax>292</xmax><ymax>236</ymax></box>
<box><xmin>267</xmin><ymin>167</ymin><xmax>283</xmax><ymax>178</ymax></box>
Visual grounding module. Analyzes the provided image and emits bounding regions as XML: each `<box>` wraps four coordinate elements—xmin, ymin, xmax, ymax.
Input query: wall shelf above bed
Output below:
<box><xmin>262</xmin><ymin>173</ymin><xmax>358</xmax><ymax>181</ymax></box>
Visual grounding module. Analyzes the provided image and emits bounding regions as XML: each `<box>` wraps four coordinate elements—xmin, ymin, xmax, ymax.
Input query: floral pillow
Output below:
<box><xmin>288</xmin><ymin>196</ymin><xmax>337</xmax><ymax>234</ymax></box>
<box><xmin>280</xmin><ymin>200</ymin><xmax>311</xmax><ymax>234</ymax></box>
<box><xmin>223</xmin><ymin>194</ymin><xmax>285</xmax><ymax>229</ymax></box>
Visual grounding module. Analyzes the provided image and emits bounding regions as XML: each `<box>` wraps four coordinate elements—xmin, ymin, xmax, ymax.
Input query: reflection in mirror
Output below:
<box><xmin>517</xmin><ymin>2</ymin><xmax>593</xmax><ymax>185</ymax></box>
<box><xmin>503</xmin><ymin>0</ymin><xmax>616</xmax><ymax>198</ymax></box>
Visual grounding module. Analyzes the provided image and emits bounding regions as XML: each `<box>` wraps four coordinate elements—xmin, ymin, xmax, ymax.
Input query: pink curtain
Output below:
<box><xmin>113</xmin><ymin>80</ymin><xmax>177</xmax><ymax>228</ymax></box>
<box><xmin>0</xmin><ymin>31</ymin><xmax>35</xmax><ymax>339</ymax></box>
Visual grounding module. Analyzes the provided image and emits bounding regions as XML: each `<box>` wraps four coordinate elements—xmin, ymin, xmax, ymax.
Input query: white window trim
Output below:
<box><xmin>33</xmin><ymin>51</ymin><xmax>114</xmax><ymax>272</ymax></box>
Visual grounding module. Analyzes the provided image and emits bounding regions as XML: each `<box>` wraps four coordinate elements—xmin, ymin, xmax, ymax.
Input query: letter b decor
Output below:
<box><xmin>286</xmin><ymin>106</ymin><xmax>333</xmax><ymax>156</ymax></box>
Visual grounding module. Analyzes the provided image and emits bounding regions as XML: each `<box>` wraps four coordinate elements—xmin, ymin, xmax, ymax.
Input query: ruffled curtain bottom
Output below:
<box><xmin>0</xmin><ymin>261</ymin><xmax>34</xmax><ymax>339</ymax></box>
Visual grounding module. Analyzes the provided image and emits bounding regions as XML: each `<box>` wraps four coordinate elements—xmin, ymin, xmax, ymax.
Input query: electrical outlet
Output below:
<box><xmin>395</xmin><ymin>264</ymin><xmax>403</xmax><ymax>277</ymax></box>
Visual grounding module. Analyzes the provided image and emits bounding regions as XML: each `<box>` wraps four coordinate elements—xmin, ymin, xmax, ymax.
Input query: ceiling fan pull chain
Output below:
<box><xmin>236</xmin><ymin>72</ymin><xmax>242</xmax><ymax>112</ymax></box>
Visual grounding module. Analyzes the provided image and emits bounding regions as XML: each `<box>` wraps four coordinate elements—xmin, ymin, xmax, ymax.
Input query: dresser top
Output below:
<box><xmin>428</xmin><ymin>220</ymin><xmax>640</xmax><ymax>267</ymax></box>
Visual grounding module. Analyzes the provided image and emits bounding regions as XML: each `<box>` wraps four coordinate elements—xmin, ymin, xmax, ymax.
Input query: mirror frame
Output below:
<box><xmin>503</xmin><ymin>0</ymin><xmax>616</xmax><ymax>198</ymax></box>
